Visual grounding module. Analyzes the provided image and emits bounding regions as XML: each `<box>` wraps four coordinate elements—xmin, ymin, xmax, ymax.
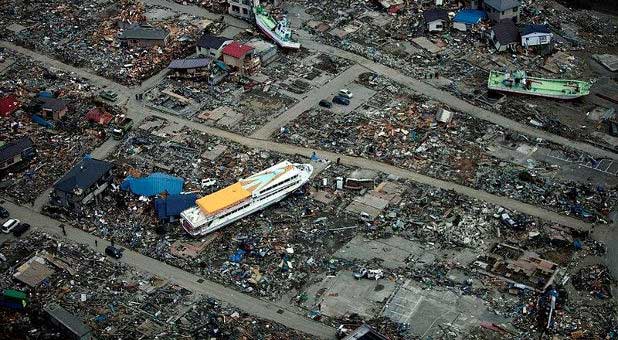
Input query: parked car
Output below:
<box><xmin>201</xmin><ymin>178</ymin><xmax>216</xmax><ymax>188</ymax></box>
<box><xmin>318</xmin><ymin>99</ymin><xmax>332</xmax><ymax>108</ymax></box>
<box><xmin>12</xmin><ymin>223</ymin><xmax>30</xmax><ymax>237</ymax></box>
<box><xmin>332</xmin><ymin>95</ymin><xmax>350</xmax><ymax>105</ymax></box>
<box><xmin>0</xmin><ymin>206</ymin><xmax>8</xmax><ymax>219</ymax></box>
<box><xmin>1</xmin><ymin>219</ymin><xmax>20</xmax><ymax>234</ymax></box>
<box><xmin>338</xmin><ymin>89</ymin><xmax>353</xmax><ymax>99</ymax></box>
<box><xmin>99</xmin><ymin>90</ymin><xmax>118</xmax><ymax>102</ymax></box>
<box><xmin>105</xmin><ymin>245</ymin><xmax>123</xmax><ymax>259</ymax></box>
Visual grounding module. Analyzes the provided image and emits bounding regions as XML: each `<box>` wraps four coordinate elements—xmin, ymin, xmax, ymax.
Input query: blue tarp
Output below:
<box><xmin>121</xmin><ymin>172</ymin><xmax>184</xmax><ymax>197</ymax></box>
<box><xmin>230</xmin><ymin>249</ymin><xmax>246</xmax><ymax>263</ymax></box>
<box><xmin>453</xmin><ymin>9</ymin><xmax>487</xmax><ymax>24</ymax></box>
<box><xmin>31</xmin><ymin>114</ymin><xmax>54</xmax><ymax>128</ymax></box>
<box><xmin>38</xmin><ymin>91</ymin><xmax>54</xmax><ymax>99</ymax></box>
<box><xmin>154</xmin><ymin>193</ymin><xmax>197</xmax><ymax>220</ymax></box>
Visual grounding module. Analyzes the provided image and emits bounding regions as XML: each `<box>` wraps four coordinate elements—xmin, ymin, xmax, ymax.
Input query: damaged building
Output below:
<box><xmin>51</xmin><ymin>158</ymin><xmax>113</xmax><ymax>210</ymax></box>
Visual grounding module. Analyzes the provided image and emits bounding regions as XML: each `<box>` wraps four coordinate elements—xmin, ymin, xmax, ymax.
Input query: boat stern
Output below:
<box><xmin>180</xmin><ymin>206</ymin><xmax>210</xmax><ymax>237</ymax></box>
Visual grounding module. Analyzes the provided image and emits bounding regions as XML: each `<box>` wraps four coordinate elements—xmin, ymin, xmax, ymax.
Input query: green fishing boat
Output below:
<box><xmin>487</xmin><ymin>70</ymin><xmax>591</xmax><ymax>99</ymax></box>
<box><xmin>253</xmin><ymin>0</ymin><xmax>300</xmax><ymax>49</ymax></box>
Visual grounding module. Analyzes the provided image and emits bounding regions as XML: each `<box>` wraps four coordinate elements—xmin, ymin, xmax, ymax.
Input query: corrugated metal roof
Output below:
<box><xmin>44</xmin><ymin>303</ymin><xmax>91</xmax><ymax>337</ymax></box>
<box><xmin>119</xmin><ymin>26</ymin><xmax>169</xmax><ymax>40</ymax></box>
<box><xmin>168</xmin><ymin>58</ymin><xmax>212</xmax><ymax>69</ymax></box>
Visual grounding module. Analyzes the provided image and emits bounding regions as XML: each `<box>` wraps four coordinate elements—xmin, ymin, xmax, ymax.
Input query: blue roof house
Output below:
<box><xmin>155</xmin><ymin>193</ymin><xmax>198</xmax><ymax>222</ymax></box>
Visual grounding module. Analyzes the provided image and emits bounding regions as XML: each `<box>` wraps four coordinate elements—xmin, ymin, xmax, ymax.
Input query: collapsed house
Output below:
<box><xmin>167</xmin><ymin>58</ymin><xmax>212</xmax><ymax>77</ymax></box>
<box><xmin>0</xmin><ymin>94</ymin><xmax>19</xmax><ymax>117</ymax></box>
<box><xmin>473</xmin><ymin>243</ymin><xmax>559</xmax><ymax>292</ymax></box>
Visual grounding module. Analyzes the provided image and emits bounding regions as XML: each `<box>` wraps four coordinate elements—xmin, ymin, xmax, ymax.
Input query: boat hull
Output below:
<box><xmin>487</xmin><ymin>86</ymin><xmax>586</xmax><ymax>100</ymax></box>
<box><xmin>255</xmin><ymin>16</ymin><xmax>300</xmax><ymax>49</ymax></box>
<box><xmin>487</xmin><ymin>70</ymin><xmax>590</xmax><ymax>100</ymax></box>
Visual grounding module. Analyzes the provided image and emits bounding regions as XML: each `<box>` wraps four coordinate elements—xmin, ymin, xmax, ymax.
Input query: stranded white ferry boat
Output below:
<box><xmin>181</xmin><ymin>161</ymin><xmax>313</xmax><ymax>236</ymax></box>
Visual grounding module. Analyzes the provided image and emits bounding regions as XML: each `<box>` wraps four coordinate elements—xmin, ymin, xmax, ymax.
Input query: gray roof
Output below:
<box><xmin>424</xmin><ymin>9</ymin><xmax>448</xmax><ymax>23</ymax></box>
<box><xmin>54</xmin><ymin>158</ymin><xmax>113</xmax><ymax>193</ymax></box>
<box><xmin>44</xmin><ymin>303</ymin><xmax>91</xmax><ymax>337</ymax></box>
<box><xmin>41</xmin><ymin>98</ymin><xmax>66</xmax><ymax>112</ymax></box>
<box><xmin>168</xmin><ymin>58</ymin><xmax>212</xmax><ymax>69</ymax></box>
<box><xmin>196</xmin><ymin>35</ymin><xmax>231</xmax><ymax>49</ymax></box>
<box><xmin>0</xmin><ymin>137</ymin><xmax>33</xmax><ymax>163</ymax></box>
<box><xmin>119</xmin><ymin>26</ymin><xmax>169</xmax><ymax>41</ymax></box>
<box><xmin>483</xmin><ymin>0</ymin><xmax>520</xmax><ymax>11</ymax></box>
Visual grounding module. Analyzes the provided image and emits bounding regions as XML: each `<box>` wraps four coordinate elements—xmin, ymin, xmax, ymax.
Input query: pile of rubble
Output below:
<box><xmin>0</xmin><ymin>53</ymin><xmax>107</xmax><ymax>204</ymax></box>
<box><xmin>1</xmin><ymin>0</ymin><xmax>201</xmax><ymax>85</ymax></box>
<box><xmin>0</xmin><ymin>232</ymin><xmax>310</xmax><ymax>339</ymax></box>
<box><xmin>572</xmin><ymin>264</ymin><xmax>613</xmax><ymax>299</ymax></box>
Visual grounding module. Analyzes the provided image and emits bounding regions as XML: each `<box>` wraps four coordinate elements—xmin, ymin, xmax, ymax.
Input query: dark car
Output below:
<box><xmin>332</xmin><ymin>95</ymin><xmax>350</xmax><ymax>105</ymax></box>
<box><xmin>500</xmin><ymin>213</ymin><xmax>522</xmax><ymax>230</ymax></box>
<box><xmin>319</xmin><ymin>99</ymin><xmax>332</xmax><ymax>108</ymax></box>
<box><xmin>0</xmin><ymin>206</ymin><xmax>8</xmax><ymax>219</ymax></box>
<box><xmin>105</xmin><ymin>245</ymin><xmax>123</xmax><ymax>259</ymax></box>
<box><xmin>12</xmin><ymin>223</ymin><xmax>30</xmax><ymax>237</ymax></box>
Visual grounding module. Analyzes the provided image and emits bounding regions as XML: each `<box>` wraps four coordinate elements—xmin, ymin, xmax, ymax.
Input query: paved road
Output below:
<box><xmin>251</xmin><ymin>64</ymin><xmax>367</xmax><ymax>139</ymax></box>
<box><xmin>297</xmin><ymin>39</ymin><xmax>618</xmax><ymax>161</ymax></box>
<box><xmin>0</xmin><ymin>200</ymin><xmax>337</xmax><ymax>339</ymax></box>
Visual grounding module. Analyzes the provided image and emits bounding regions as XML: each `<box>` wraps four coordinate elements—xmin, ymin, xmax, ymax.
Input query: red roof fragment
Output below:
<box><xmin>222</xmin><ymin>42</ymin><xmax>254</xmax><ymax>59</ymax></box>
<box><xmin>86</xmin><ymin>107</ymin><xmax>113</xmax><ymax>125</ymax></box>
<box><xmin>0</xmin><ymin>95</ymin><xmax>19</xmax><ymax>117</ymax></box>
